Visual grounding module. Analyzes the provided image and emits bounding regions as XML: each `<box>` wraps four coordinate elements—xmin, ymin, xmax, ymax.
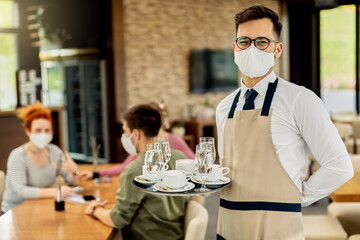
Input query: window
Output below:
<box><xmin>0</xmin><ymin>0</ymin><xmax>18</xmax><ymax>111</ymax></box>
<box><xmin>320</xmin><ymin>5</ymin><xmax>356</xmax><ymax>113</ymax></box>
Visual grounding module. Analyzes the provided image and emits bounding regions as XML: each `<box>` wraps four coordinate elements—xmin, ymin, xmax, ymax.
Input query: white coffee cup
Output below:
<box><xmin>176</xmin><ymin>159</ymin><xmax>196</xmax><ymax>173</ymax></box>
<box><xmin>142</xmin><ymin>165</ymin><xmax>168</xmax><ymax>180</ymax></box>
<box><xmin>206</xmin><ymin>164</ymin><xmax>230</xmax><ymax>182</ymax></box>
<box><xmin>162</xmin><ymin>170</ymin><xmax>191</xmax><ymax>189</ymax></box>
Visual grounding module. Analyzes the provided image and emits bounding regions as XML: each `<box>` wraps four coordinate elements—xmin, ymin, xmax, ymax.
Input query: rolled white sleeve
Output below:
<box><xmin>294</xmin><ymin>89</ymin><xmax>354</xmax><ymax>206</ymax></box>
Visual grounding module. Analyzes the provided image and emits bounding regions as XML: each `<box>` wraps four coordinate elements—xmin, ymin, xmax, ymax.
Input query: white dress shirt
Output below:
<box><xmin>216</xmin><ymin>71</ymin><xmax>353</xmax><ymax>207</ymax></box>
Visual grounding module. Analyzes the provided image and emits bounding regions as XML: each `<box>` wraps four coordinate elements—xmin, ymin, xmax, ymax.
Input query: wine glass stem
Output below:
<box><xmin>201</xmin><ymin>174</ymin><xmax>206</xmax><ymax>190</ymax></box>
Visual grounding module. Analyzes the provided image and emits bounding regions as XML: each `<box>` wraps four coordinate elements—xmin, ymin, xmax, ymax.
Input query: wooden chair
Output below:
<box><xmin>350</xmin><ymin>154</ymin><xmax>360</xmax><ymax>172</ymax></box>
<box><xmin>334</xmin><ymin>123</ymin><xmax>352</xmax><ymax>142</ymax></box>
<box><xmin>192</xmin><ymin>195</ymin><xmax>205</xmax><ymax>205</ymax></box>
<box><xmin>328</xmin><ymin>202</ymin><xmax>360</xmax><ymax>236</ymax></box>
<box><xmin>303</xmin><ymin>215</ymin><xmax>347</xmax><ymax>240</ymax></box>
<box><xmin>184</xmin><ymin>200</ymin><xmax>209</xmax><ymax>240</ymax></box>
<box><xmin>331</xmin><ymin>110</ymin><xmax>357</xmax><ymax>122</ymax></box>
<box><xmin>347</xmin><ymin>120</ymin><xmax>360</xmax><ymax>154</ymax></box>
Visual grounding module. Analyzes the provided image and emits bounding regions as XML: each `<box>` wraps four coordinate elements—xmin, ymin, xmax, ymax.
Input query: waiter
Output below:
<box><xmin>216</xmin><ymin>5</ymin><xmax>353</xmax><ymax>240</ymax></box>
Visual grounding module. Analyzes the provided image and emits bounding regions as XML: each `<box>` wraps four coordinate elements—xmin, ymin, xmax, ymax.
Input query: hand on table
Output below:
<box><xmin>60</xmin><ymin>186</ymin><xmax>74</xmax><ymax>198</ymax></box>
<box><xmin>84</xmin><ymin>200</ymin><xmax>109</xmax><ymax>216</ymax></box>
<box><xmin>78</xmin><ymin>170</ymin><xmax>94</xmax><ymax>180</ymax></box>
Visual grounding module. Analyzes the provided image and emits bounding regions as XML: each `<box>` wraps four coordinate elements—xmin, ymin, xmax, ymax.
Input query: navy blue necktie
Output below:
<box><xmin>243</xmin><ymin>89</ymin><xmax>258</xmax><ymax>110</ymax></box>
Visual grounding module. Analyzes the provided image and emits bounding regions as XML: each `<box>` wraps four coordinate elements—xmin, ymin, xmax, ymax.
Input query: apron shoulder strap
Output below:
<box><xmin>227</xmin><ymin>89</ymin><xmax>241</xmax><ymax>119</ymax></box>
<box><xmin>261</xmin><ymin>78</ymin><xmax>278</xmax><ymax>116</ymax></box>
<box><xmin>227</xmin><ymin>78</ymin><xmax>279</xmax><ymax>119</ymax></box>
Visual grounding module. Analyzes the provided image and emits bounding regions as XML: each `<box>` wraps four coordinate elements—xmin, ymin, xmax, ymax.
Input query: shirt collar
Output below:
<box><xmin>240</xmin><ymin>71</ymin><xmax>277</xmax><ymax>99</ymax></box>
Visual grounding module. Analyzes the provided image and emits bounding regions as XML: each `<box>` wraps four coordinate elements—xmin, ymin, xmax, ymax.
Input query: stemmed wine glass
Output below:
<box><xmin>199</xmin><ymin>137</ymin><xmax>218</xmax><ymax>165</ymax></box>
<box><xmin>144</xmin><ymin>143</ymin><xmax>163</xmax><ymax>181</ymax></box>
<box><xmin>154</xmin><ymin>136</ymin><xmax>171</xmax><ymax>170</ymax></box>
<box><xmin>194</xmin><ymin>144</ymin><xmax>213</xmax><ymax>192</ymax></box>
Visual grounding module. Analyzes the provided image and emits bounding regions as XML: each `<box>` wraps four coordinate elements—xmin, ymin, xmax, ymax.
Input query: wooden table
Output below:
<box><xmin>0</xmin><ymin>164</ymin><xmax>119</xmax><ymax>240</ymax></box>
<box><xmin>329</xmin><ymin>172</ymin><xmax>360</xmax><ymax>202</ymax></box>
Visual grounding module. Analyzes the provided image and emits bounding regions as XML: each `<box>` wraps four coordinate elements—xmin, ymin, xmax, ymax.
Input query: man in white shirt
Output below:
<box><xmin>216</xmin><ymin>5</ymin><xmax>353</xmax><ymax>240</ymax></box>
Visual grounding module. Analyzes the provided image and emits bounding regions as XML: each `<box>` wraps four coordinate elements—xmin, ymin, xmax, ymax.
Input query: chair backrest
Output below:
<box><xmin>334</xmin><ymin>123</ymin><xmax>352</xmax><ymax>141</ymax></box>
<box><xmin>0</xmin><ymin>170</ymin><xmax>5</xmax><ymax>207</ymax></box>
<box><xmin>184</xmin><ymin>200</ymin><xmax>209</xmax><ymax>240</ymax></box>
<box><xmin>192</xmin><ymin>195</ymin><xmax>205</xmax><ymax>205</ymax></box>
<box><xmin>353</xmin><ymin>120</ymin><xmax>360</xmax><ymax>139</ymax></box>
<box><xmin>350</xmin><ymin>155</ymin><xmax>360</xmax><ymax>172</ymax></box>
<box><xmin>331</xmin><ymin>110</ymin><xmax>357</xmax><ymax>119</ymax></box>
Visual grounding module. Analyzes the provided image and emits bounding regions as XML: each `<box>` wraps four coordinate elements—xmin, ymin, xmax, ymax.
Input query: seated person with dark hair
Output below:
<box><xmin>84</xmin><ymin>104</ymin><xmax>192</xmax><ymax>240</ymax></box>
<box><xmin>79</xmin><ymin>101</ymin><xmax>194</xmax><ymax>180</ymax></box>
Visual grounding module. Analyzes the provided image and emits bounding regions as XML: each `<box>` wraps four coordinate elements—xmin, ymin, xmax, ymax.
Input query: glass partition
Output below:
<box><xmin>320</xmin><ymin>5</ymin><xmax>356</xmax><ymax>113</ymax></box>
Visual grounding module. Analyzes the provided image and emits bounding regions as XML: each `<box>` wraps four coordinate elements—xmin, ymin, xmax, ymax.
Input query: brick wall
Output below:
<box><xmin>122</xmin><ymin>0</ymin><xmax>283</xmax><ymax>120</ymax></box>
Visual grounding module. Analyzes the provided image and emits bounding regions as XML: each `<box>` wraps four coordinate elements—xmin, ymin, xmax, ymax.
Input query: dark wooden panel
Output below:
<box><xmin>0</xmin><ymin>114</ymin><xmax>27</xmax><ymax>173</ymax></box>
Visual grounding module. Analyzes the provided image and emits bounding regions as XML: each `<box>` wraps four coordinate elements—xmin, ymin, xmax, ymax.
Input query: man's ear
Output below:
<box><xmin>275</xmin><ymin>42</ymin><xmax>283</xmax><ymax>58</ymax></box>
<box><xmin>133</xmin><ymin>129</ymin><xmax>141</xmax><ymax>141</ymax></box>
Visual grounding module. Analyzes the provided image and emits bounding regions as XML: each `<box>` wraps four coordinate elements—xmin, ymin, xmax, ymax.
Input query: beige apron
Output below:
<box><xmin>217</xmin><ymin>79</ymin><xmax>304</xmax><ymax>240</ymax></box>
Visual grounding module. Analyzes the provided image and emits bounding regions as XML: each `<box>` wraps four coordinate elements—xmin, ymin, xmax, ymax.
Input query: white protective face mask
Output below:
<box><xmin>234</xmin><ymin>45</ymin><xmax>276</xmax><ymax>79</ymax></box>
<box><xmin>30</xmin><ymin>132</ymin><xmax>53</xmax><ymax>149</ymax></box>
<box><xmin>121</xmin><ymin>132</ymin><xmax>137</xmax><ymax>155</ymax></box>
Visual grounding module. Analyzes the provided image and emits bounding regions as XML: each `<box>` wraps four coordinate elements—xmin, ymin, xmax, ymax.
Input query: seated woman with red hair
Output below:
<box><xmin>1</xmin><ymin>102</ymin><xmax>80</xmax><ymax>214</ymax></box>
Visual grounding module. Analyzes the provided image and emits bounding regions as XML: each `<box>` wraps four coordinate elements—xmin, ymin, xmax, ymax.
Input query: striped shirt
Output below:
<box><xmin>1</xmin><ymin>144</ymin><xmax>74</xmax><ymax>212</ymax></box>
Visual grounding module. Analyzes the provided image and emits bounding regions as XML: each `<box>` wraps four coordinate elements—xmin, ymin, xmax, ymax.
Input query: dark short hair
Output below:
<box><xmin>235</xmin><ymin>5</ymin><xmax>282</xmax><ymax>38</ymax></box>
<box><xmin>122</xmin><ymin>104</ymin><xmax>161</xmax><ymax>138</ymax></box>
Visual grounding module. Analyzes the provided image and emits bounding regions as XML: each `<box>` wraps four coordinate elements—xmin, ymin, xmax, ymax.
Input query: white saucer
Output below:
<box><xmin>134</xmin><ymin>175</ymin><xmax>157</xmax><ymax>186</ymax></box>
<box><xmin>191</xmin><ymin>176</ymin><xmax>231</xmax><ymax>186</ymax></box>
<box><xmin>154</xmin><ymin>182</ymin><xmax>195</xmax><ymax>193</ymax></box>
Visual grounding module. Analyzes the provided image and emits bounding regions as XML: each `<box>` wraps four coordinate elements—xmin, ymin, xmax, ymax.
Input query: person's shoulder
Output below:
<box><xmin>279</xmin><ymin>78</ymin><xmax>320</xmax><ymax>102</ymax></box>
<box><xmin>7</xmin><ymin>145</ymin><xmax>27</xmax><ymax>168</ymax></box>
<box><xmin>216</xmin><ymin>87</ymin><xmax>241</xmax><ymax>112</ymax></box>
<box><xmin>277</xmin><ymin>77</ymin><xmax>306</xmax><ymax>93</ymax></box>
<box><xmin>168</xmin><ymin>132</ymin><xmax>181</xmax><ymax>141</ymax></box>
<box><xmin>276</xmin><ymin>77</ymin><xmax>316</xmax><ymax>104</ymax></box>
<box><xmin>168</xmin><ymin>133</ymin><xmax>187</xmax><ymax>145</ymax></box>
<box><xmin>8</xmin><ymin>145</ymin><xmax>25</xmax><ymax>159</ymax></box>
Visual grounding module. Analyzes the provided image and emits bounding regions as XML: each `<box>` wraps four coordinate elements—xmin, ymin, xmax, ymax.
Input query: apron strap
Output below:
<box><xmin>227</xmin><ymin>90</ymin><xmax>241</xmax><ymax>119</ymax></box>
<box><xmin>220</xmin><ymin>199</ymin><xmax>301</xmax><ymax>212</ymax></box>
<box><xmin>227</xmin><ymin>78</ymin><xmax>279</xmax><ymax>119</ymax></box>
<box><xmin>217</xmin><ymin>234</ymin><xmax>226</xmax><ymax>240</ymax></box>
<box><xmin>261</xmin><ymin>78</ymin><xmax>278</xmax><ymax>116</ymax></box>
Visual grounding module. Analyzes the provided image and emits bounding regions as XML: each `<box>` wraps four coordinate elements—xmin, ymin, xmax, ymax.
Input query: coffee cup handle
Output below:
<box><xmin>185</xmin><ymin>172</ymin><xmax>193</xmax><ymax>181</ymax></box>
<box><xmin>163</xmin><ymin>165</ymin><xmax>169</xmax><ymax>171</ymax></box>
<box><xmin>222</xmin><ymin>167</ymin><xmax>230</xmax><ymax>176</ymax></box>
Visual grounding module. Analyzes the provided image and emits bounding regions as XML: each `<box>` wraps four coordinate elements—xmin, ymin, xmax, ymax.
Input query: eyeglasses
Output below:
<box><xmin>235</xmin><ymin>36</ymin><xmax>279</xmax><ymax>50</ymax></box>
